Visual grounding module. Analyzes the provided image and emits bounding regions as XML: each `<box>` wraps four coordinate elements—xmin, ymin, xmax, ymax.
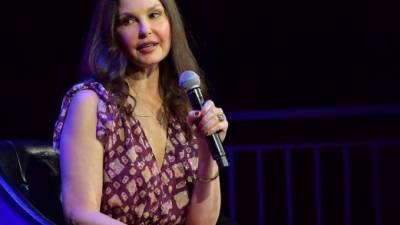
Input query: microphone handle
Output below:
<box><xmin>187</xmin><ymin>88</ymin><xmax>229</xmax><ymax>168</ymax></box>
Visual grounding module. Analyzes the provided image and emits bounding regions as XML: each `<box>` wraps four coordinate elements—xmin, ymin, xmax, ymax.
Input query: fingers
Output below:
<box><xmin>202</xmin><ymin>118</ymin><xmax>228</xmax><ymax>136</ymax></box>
<box><xmin>200</xmin><ymin>101</ymin><xmax>219</xmax><ymax>125</ymax></box>
<box><xmin>187</xmin><ymin>100</ymin><xmax>229</xmax><ymax>141</ymax></box>
<box><xmin>198</xmin><ymin>100</ymin><xmax>228</xmax><ymax>137</ymax></box>
<box><xmin>187</xmin><ymin>110</ymin><xmax>202</xmax><ymax>126</ymax></box>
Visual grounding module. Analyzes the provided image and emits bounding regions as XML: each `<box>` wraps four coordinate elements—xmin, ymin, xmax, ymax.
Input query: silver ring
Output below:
<box><xmin>217</xmin><ymin>113</ymin><xmax>225</xmax><ymax>122</ymax></box>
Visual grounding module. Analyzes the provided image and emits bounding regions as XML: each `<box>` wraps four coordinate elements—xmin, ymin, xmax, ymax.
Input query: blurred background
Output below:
<box><xmin>1</xmin><ymin>0</ymin><xmax>400</xmax><ymax>225</ymax></box>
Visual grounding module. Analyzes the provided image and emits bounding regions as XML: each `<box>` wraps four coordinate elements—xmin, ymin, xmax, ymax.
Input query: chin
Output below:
<box><xmin>137</xmin><ymin>56</ymin><xmax>168</xmax><ymax>67</ymax></box>
<box><xmin>133</xmin><ymin>60</ymin><xmax>160</xmax><ymax>69</ymax></box>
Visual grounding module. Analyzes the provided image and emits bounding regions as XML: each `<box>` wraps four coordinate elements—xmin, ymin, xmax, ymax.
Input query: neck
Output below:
<box><xmin>126</xmin><ymin>65</ymin><xmax>161</xmax><ymax>100</ymax></box>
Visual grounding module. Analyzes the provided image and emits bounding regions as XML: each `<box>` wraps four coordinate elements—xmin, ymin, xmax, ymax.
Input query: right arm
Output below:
<box><xmin>59</xmin><ymin>90</ymin><xmax>125</xmax><ymax>225</ymax></box>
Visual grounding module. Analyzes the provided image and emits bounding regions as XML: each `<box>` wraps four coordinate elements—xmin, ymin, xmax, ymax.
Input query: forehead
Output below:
<box><xmin>118</xmin><ymin>0</ymin><xmax>163</xmax><ymax>13</ymax></box>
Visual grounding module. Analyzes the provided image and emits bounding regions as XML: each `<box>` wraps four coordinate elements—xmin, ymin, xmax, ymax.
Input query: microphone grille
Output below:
<box><xmin>179</xmin><ymin>70</ymin><xmax>201</xmax><ymax>92</ymax></box>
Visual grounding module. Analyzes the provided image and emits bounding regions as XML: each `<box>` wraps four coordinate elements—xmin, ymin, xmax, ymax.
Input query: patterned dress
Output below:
<box><xmin>53</xmin><ymin>82</ymin><xmax>199</xmax><ymax>225</ymax></box>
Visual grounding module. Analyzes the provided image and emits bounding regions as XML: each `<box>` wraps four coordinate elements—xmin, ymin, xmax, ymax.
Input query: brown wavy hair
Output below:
<box><xmin>80</xmin><ymin>0</ymin><xmax>208</xmax><ymax>139</ymax></box>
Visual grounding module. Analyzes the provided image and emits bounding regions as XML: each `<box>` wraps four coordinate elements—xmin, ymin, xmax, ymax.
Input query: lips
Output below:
<box><xmin>137</xmin><ymin>41</ymin><xmax>158</xmax><ymax>51</ymax></box>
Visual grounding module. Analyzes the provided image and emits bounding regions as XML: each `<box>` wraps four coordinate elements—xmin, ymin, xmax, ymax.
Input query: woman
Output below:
<box><xmin>53</xmin><ymin>0</ymin><xmax>228</xmax><ymax>224</ymax></box>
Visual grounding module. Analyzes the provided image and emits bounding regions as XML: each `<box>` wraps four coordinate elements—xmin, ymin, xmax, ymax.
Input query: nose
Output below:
<box><xmin>138</xmin><ymin>21</ymin><xmax>151</xmax><ymax>39</ymax></box>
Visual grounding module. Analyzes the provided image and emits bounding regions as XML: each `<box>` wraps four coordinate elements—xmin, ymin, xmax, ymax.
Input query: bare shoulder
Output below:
<box><xmin>67</xmin><ymin>89</ymin><xmax>100</xmax><ymax>117</ymax></box>
<box><xmin>70</xmin><ymin>89</ymin><xmax>99</xmax><ymax>107</ymax></box>
<box><xmin>62</xmin><ymin>89</ymin><xmax>100</xmax><ymax>137</ymax></box>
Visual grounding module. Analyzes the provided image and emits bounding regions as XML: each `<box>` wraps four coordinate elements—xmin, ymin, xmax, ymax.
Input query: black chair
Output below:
<box><xmin>0</xmin><ymin>140</ymin><xmax>64</xmax><ymax>225</ymax></box>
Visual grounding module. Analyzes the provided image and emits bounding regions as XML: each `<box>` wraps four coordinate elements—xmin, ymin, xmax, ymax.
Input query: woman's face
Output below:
<box><xmin>116</xmin><ymin>0</ymin><xmax>171</xmax><ymax>68</ymax></box>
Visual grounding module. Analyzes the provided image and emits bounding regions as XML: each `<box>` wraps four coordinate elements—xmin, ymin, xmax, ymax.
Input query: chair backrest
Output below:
<box><xmin>0</xmin><ymin>140</ymin><xmax>65</xmax><ymax>225</ymax></box>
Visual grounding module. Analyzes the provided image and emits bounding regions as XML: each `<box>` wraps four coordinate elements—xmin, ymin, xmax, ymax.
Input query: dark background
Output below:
<box><xmin>1</xmin><ymin>1</ymin><xmax>400</xmax><ymax>225</ymax></box>
<box><xmin>1</xmin><ymin>0</ymin><xmax>400</xmax><ymax>140</ymax></box>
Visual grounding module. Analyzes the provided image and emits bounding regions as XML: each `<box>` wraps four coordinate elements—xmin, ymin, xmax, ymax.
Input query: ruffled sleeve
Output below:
<box><xmin>52</xmin><ymin>81</ymin><xmax>116</xmax><ymax>151</ymax></box>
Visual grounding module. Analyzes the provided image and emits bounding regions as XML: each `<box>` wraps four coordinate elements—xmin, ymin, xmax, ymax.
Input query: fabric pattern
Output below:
<box><xmin>53</xmin><ymin>81</ymin><xmax>199</xmax><ymax>225</ymax></box>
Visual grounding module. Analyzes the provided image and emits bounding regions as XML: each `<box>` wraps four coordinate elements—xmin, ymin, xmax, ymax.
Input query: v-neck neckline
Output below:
<box><xmin>132</xmin><ymin>115</ymin><xmax>170</xmax><ymax>173</ymax></box>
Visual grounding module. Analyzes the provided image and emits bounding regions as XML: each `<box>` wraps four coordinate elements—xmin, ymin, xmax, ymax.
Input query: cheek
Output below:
<box><xmin>157</xmin><ymin>22</ymin><xmax>171</xmax><ymax>46</ymax></box>
<box><xmin>118</xmin><ymin>29</ymin><xmax>138</xmax><ymax>48</ymax></box>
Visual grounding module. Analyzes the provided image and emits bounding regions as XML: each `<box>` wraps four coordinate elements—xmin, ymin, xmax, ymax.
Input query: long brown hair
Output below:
<box><xmin>80</xmin><ymin>0</ymin><xmax>208</xmax><ymax>139</ymax></box>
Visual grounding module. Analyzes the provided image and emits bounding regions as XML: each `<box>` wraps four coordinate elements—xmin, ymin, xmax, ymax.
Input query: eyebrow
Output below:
<box><xmin>119</xmin><ymin>3</ymin><xmax>164</xmax><ymax>17</ymax></box>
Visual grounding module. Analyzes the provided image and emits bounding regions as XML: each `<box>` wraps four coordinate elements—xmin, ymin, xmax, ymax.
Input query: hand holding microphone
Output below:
<box><xmin>179</xmin><ymin>70</ymin><xmax>229</xmax><ymax>168</ymax></box>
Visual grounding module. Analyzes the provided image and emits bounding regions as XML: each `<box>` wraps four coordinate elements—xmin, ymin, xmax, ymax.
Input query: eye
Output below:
<box><xmin>118</xmin><ymin>15</ymin><xmax>137</xmax><ymax>26</ymax></box>
<box><xmin>149</xmin><ymin>10</ymin><xmax>162</xmax><ymax>19</ymax></box>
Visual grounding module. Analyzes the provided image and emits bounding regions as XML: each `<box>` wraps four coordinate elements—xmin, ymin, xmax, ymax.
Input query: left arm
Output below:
<box><xmin>185</xmin><ymin>100</ymin><xmax>228</xmax><ymax>225</ymax></box>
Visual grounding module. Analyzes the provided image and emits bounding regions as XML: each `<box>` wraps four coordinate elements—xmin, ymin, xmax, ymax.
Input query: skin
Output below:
<box><xmin>116</xmin><ymin>0</ymin><xmax>171</xmax><ymax>68</ymax></box>
<box><xmin>60</xmin><ymin>0</ymin><xmax>228</xmax><ymax>224</ymax></box>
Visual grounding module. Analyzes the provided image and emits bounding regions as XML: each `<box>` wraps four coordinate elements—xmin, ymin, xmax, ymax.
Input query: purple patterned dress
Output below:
<box><xmin>53</xmin><ymin>82</ymin><xmax>200</xmax><ymax>225</ymax></box>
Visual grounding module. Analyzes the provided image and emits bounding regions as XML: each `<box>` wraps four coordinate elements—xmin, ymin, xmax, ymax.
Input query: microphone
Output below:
<box><xmin>179</xmin><ymin>70</ymin><xmax>229</xmax><ymax>168</ymax></box>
